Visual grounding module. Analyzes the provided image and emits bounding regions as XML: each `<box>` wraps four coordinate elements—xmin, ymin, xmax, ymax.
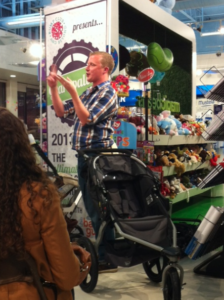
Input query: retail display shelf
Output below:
<box><xmin>171</xmin><ymin>187</ymin><xmax>213</xmax><ymax>204</ymax></box>
<box><xmin>149</xmin><ymin>135</ymin><xmax>215</xmax><ymax>146</ymax></box>
<box><xmin>163</xmin><ymin>161</ymin><xmax>210</xmax><ymax>177</ymax></box>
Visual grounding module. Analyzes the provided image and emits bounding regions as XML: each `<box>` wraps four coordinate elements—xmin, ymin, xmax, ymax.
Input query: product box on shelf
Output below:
<box><xmin>134</xmin><ymin>141</ymin><xmax>154</xmax><ymax>165</ymax></box>
<box><xmin>143</xmin><ymin>141</ymin><xmax>154</xmax><ymax>164</ymax></box>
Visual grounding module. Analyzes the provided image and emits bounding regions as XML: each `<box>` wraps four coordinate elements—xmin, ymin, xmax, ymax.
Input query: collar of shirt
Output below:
<box><xmin>85</xmin><ymin>81</ymin><xmax>110</xmax><ymax>95</ymax></box>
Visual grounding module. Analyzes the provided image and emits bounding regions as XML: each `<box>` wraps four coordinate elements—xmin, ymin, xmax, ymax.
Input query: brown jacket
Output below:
<box><xmin>0</xmin><ymin>182</ymin><xmax>81</xmax><ymax>300</ymax></box>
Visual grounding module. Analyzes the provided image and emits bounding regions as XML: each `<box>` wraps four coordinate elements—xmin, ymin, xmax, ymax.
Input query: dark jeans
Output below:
<box><xmin>77</xmin><ymin>153</ymin><xmax>114</xmax><ymax>261</ymax></box>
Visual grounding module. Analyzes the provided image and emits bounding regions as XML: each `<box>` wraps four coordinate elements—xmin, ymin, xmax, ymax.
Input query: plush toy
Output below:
<box><xmin>157</xmin><ymin>119</ymin><xmax>172</xmax><ymax>135</ymax></box>
<box><xmin>169</xmin><ymin>186</ymin><xmax>177</xmax><ymax>199</ymax></box>
<box><xmin>117</xmin><ymin>107</ymin><xmax>130</xmax><ymax>121</ymax></box>
<box><xmin>161</xmin><ymin>183</ymin><xmax>170</xmax><ymax>197</ymax></box>
<box><xmin>42</xmin><ymin>141</ymin><xmax>48</xmax><ymax>153</ymax></box>
<box><xmin>129</xmin><ymin>115</ymin><xmax>146</xmax><ymax>141</ymax></box>
<box><xmin>208</xmin><ymin>149</ymin><xmax>220</xmax><ymax>167</ymax></box>
<box><xmin>111</xmin><ymin>75</ymin><xmax>130</xmax><ymax>97</ymax></box>
<box><xmin>148</xmin><ymin>126</ymin><xmax>159</xmax><ymax>135</ymax></box>
<box><xmin>161</xmin><ymin>111</ymin><xmax>178</xmax><ymax>135</ymax></box>
<box><xmin>169</xmin><ymin>115</ymin><xmax>190</xmax><ymax>135</ymax></box>
<box><xmin>170</xmin><ymin>177</ymin><xmax>186</xmax><ymax>193</ymax></box>
<box><xmin>42</xmin><ymin>117</ymin><xmax>47</xmax><ymax>133</ymax></box>
<box><xmin>148</xmin><ymin>115</ymin><xmax>159</xmax><ymax>135</ymax></box>
<box><xmin>184</xmin><ymin>149</ymin><xmax>198</xmax><ymax>164</ymax></box>
<box><xmin>35</xmin><ymin>118</ymin><xmax>40</xmax><ymax>126</ymax></box>
<box><xmin>168</xmin><ymin>153</ymin><xmax>185</xmax><ymax>177</ymax></box>
<box><xmin>181</xmin><ymin>121</ymin><xmax>192</xmax><ymax>134</ymax></box>
<box><xmin>191</xmin><ymin>123</ymin><xmax>202</xmax><ymax>136</ymax></box>
<box><xmin>181</xmin><ymin>175</ymin><xmax>193</xmax><ymax>189</ymax></box>
<box><xmin>156</xmin><ymin>0</ymin><xmax>176</xmax><ymax>14</ymax></box>
<box><xmin>154</xmin><ymin>149</ymin><xmax>170</xmax><ymax>166</ymax></box>
<box><xmin>199</xmin><ymin>148</ymin><xmax>211</xmax><ymax>163</ymax></box>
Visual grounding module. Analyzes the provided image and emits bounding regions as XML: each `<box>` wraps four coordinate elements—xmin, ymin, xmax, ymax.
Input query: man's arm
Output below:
<box><xmin>56</xmin><ymin>75</ymin><xmax>90</xmax><ymax>126</ymax></box>
<box><xmin>47</xmin><ymin>73</ymin><xmax>65</xmax><ymax>117</ymax></box>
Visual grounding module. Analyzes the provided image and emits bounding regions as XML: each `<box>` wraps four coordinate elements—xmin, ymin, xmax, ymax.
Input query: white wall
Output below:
<box><xmin>196</xmin><ymin>53</ymin><xmax>224</xmax><ymax>86</ymax></box>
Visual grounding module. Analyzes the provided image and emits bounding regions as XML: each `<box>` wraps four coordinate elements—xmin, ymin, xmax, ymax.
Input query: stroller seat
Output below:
<box><xmin>106</xmin><ymin>179</ymin><xmax>170</xmax><ymax>247</ymax></box>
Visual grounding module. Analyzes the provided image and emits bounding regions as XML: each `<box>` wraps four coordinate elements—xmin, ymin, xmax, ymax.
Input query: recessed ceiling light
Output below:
<box><xmin>10</xmin><ymin>75</ymin><xmax>16</xmax><ymax>78</ymax></box>
<box><xmin>29</xmin><ymin>61</ymin><xmax>39</xmax><ymax>65</ymax></box>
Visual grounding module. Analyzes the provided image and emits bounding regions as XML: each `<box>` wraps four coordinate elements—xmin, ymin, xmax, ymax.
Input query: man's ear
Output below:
<box><xmin>103</xmin><ymin>66</ymin><xmax>109</xmax><ymax>74</ymax></box>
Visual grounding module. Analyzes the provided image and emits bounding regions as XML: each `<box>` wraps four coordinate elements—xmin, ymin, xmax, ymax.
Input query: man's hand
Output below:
<box><xmin>47</xmin><ymin>72</ymin><xmax>58</xmax><ymax>88</ymax></box>
<box><xmin>47</xmin><ymin>64</ymin><xmax>58</xmax><ymax>88</ymax></box>
<box><xmin>56</xmin><ymin>75</ymin><xmax>77</xmax><ymax>97</ymax></box>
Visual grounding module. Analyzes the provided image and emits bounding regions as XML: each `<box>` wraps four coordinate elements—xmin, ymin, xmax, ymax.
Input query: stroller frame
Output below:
<box><xmin>81</xmin><ymin>149</ymin><xmax>184</xmax><ymax>298</ymax></box>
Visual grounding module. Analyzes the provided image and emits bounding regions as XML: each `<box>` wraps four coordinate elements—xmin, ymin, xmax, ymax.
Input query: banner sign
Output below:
<box><xmin>112</xmin><ymin>120</ymin><xmax>137</xmax><ymax>149</ymax></box>
<box><xmin>45</xmin><ymin>0</ymin><xmax>107</xmax><ymax>175</ymax></box>
<box><xmin>45</xmin><ymin>0</ymin><xmax>107</xmax><ymax>238</ymax></box>
<box><xmin>136</xmin><ymin>97</ymin><xmax>180</xmax><ymax>113</ymax></box>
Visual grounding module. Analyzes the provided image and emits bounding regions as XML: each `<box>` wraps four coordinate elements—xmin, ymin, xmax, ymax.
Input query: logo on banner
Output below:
<box><xmin>49</xmin><ymin>17</ymin><xmax>66</xmax><ymax>44</ymax></box>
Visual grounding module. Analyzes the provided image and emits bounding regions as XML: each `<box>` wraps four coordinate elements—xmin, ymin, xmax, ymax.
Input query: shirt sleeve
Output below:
<box><xmin>87</xmin><ymin>89</ymin><xmax>118</xmax><ymax>125</ymax></box>
<box><xmin>63</xmin><ymin>101</ymin><xmax>75</xmax><ymax>118</ymax></box>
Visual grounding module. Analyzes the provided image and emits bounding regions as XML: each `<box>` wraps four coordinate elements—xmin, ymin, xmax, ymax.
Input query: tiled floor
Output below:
<box><xmin>75</xmin><ymin>250</ymin><xmax>224</xmax><ymax>300</ymax></box>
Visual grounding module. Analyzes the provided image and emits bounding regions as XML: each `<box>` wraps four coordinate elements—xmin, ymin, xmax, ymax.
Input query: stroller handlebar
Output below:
<box><xmin>77</xmin><ymin>148</ymin><xmax>133</xmax><ymax>157</ymax></box>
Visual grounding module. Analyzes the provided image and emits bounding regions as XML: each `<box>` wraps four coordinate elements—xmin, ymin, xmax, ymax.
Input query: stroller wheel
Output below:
<box><xmin>163</xmin><ymin>267</ymin><xmax>181</xmax><ymax>300</ymax></box>
<box><xmin>143</xmin><ymin>256</ymin><xmax>169</xmax><ymax>283</ymax></box>
<box><xmin>77</xmin><ymin>237</ymin><xmax>98</xmax><ymax>293</ymax></box>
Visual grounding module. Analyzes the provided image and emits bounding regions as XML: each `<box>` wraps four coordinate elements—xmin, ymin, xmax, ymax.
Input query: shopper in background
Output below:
<box><xmin>47</xmin><ymin>51</ymin><xmax>118</xmax><ymax>273</ymax></box>
<box><xmin>0</xmin><ymin>107</ymin><xmax>87</xmax><ymax>300</ymax></box>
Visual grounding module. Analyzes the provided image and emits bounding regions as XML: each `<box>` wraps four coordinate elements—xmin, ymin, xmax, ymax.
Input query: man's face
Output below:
<box><xmin>85</xmin><ymin>55</ymin><xmax>107</xmax><ymax>84</ymax></box>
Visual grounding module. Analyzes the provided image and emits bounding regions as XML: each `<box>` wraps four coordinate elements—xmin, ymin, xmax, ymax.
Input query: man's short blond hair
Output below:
<box><xmin>89</xmin><ymin>51</ymin><xmax>114</xmax><ymax>75</ymax></box>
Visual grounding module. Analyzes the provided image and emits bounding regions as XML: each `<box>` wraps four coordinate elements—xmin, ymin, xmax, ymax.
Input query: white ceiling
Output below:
<box><xmin>0</xmin><ymin>30</ymin><xmax>40</xmax><ymax>85</ymax></box>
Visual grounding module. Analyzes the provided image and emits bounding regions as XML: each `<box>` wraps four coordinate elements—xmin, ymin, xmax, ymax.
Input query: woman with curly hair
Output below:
<box><xmin>0</xmin><ymin>108</ymin><xmax>82</xmax><ymax>300</ymax></box>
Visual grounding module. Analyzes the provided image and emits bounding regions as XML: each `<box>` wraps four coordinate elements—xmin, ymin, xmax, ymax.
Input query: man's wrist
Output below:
<box><xmin>51</xmin><ymin>85</ymin><xmax>58</xmax><ymax>91</ymax></box>
<box><xmin>71</xmin><ymin>89</ymin><xmax>78</xmax><ymax>100</ymax></box>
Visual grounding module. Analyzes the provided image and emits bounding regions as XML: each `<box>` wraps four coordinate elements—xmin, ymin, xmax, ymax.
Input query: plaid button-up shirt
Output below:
<box><xmin>63</xmin><ymin>81</ymin><xmax>118</xmax><ymax>150</ymax></box>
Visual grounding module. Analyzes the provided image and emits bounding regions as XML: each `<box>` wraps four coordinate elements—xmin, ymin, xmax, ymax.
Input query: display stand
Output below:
<box><xmin>193</xmin><ymin>222</ymin><xmax>224</xmax><ymax>278</ymax></box>
<box><xmin>193</xmin><ymin>163</ymin><xmax>224</xmax><ymax>277</ymax></box>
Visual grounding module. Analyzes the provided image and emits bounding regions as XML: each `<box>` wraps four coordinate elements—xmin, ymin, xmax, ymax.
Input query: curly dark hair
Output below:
<box><xmin>0</xmin><ymin>108</ymin><xmax>55</xmax><ymax>259</ymax></box>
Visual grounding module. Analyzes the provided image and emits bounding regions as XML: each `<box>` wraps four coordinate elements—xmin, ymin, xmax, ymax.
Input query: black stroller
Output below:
<box><xmin>80</xmin><ymin>149</ymin><xmax>184</xmax><ymax>300</ymax></box>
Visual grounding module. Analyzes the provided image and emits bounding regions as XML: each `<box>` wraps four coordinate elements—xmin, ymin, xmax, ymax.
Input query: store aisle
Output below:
<box><xmin>75</xmin><ymin>251</ymin><xmax>224</xmax><ymax>300</ymax></box>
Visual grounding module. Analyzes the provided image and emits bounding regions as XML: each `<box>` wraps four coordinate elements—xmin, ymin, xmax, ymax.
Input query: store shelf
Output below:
<box><xmin>163</xmin><ymin>161</ymin><xmax>210</xmax><ymax>177</ymax></box>
<box><xmin>149</xmin><ymin>135</ymin><xmax>215</xmax><ymax>146</ymax></box>
<box><xmin>171</xmin><ymin>187</ymin><xmax>213</xmax><ymax>204</ymax></box>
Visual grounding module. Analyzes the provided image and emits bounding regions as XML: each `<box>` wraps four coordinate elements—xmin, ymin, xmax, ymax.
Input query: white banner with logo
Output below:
<box><xmin>45</xmin><ymin>0</ymin><xmax>107</xmax><ymax>238</ymax></box>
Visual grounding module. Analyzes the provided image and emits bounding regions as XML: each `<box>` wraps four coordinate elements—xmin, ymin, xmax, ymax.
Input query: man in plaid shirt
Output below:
<box><xmin>47</xmin><ymin>51</ymin><xmax>118</xmax><ymax>273</ymax></box>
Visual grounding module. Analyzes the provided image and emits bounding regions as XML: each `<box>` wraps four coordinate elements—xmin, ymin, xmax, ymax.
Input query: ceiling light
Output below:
<box><xmin>7</xmin><ymin>15</ymin><xmax>44</xmax><ymax>26</ymax></box>
<box><xmin>218</xmin><ymin>26</ymin><xmax>224</xmax><ymax>34</ymax></box>
<box><xmin>201</xmin><ymin>25</ymin><xmax>224</xmax><ymax>37</ymax></box>
<box><xmin>29</xmin><ymin>61</ymin><xmax>39</xmax><ymax>65</ymax></box>
<box><xmin>196</xmin><ymin>70</ymin><xmax>203</xmax><ymax>76</ymax></box>
<box><xmin>29</xmin><ymin>43</ymin><xmax>43</xmax><ymax>58</ymax></box>
<box><xmin>10</xmin><ymin>75</ymin><xmax>16</xmax><ymax>78</ymax></box>
<box><xmin>201</xmin><ymin>31</ymin><xmax>223</xmax><ymax>37</ymax></box>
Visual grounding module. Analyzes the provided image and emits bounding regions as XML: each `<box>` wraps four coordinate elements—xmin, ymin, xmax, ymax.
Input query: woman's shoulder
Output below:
<box><xmin>19</xmin><ymin>180</ymin><xmax>59</xmax><ymax>215</ymax></box>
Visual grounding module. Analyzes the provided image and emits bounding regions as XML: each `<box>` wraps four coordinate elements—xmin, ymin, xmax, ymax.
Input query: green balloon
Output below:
<box><xmin>147</xmin><ymin>42</ymin><xmax>174</xmax><ymax>72</ymax></box>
